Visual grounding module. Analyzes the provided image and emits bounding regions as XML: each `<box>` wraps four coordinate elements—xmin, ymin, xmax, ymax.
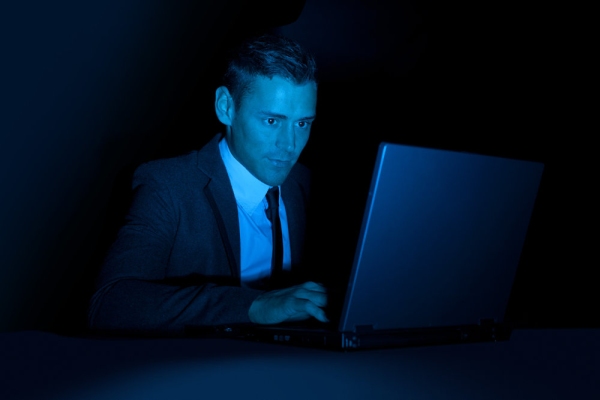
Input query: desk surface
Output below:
<box><xmin>1</xmin><ymin>329</ymin><xmax>598</xmax><ymax>400</ymax></box>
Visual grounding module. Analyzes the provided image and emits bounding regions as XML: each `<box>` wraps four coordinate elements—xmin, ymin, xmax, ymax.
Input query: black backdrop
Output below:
<box><xmin>0</xmin><ymin>0</ymin><xmax>594</xmax><ymax>334</ymax></box>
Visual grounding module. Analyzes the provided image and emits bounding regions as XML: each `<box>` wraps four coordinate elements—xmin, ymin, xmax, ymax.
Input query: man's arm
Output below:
<box><xmin>248</xmin><ymin>281</ymin><xmax>329</xmax><ymax>324</ymax></box>
<box><xmin>88</xmin><ymin>162</ymin><xmax>263</xmax><ymax>335</ymax></box>
<box><xmin>88</xmin><ymin>157</ymin><xmax>328</xmax><ymax>335</ymax></box>
<box><xmin>89</xmin><ymin>278</ymin><xmax>263</xmax><ymax>335</ymax></box>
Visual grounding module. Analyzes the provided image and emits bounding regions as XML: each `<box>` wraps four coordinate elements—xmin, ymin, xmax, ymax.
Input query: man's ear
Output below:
<box><xmin>215</xmin><ymin>86</ymin><xmax>235</xmax><ymax>126</ymax></box>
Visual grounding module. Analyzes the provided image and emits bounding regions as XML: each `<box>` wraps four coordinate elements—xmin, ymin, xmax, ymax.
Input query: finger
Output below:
<box><xmin>293</xmin><ymin>288</ymin><xmax>328</xmax><ymax>307</ymax></box>
<box><xmin>303</xmin><ymin>300</ymin><xmax>329</xmax><ymax>323</ymax></box>
<box><xmin>311</xmin><ymin>292</ymin><xmax>328</xmax><ymax>308</ymax></box>
<box><xmin>288</xmin><ymin>298</ymin><xmax>328</xmax><ymax>323</ymax></box>
<box><xmin>301</xmin><ymin>281</ymin><xmax>327</xmax><ymax>293</ymax></box>
<box><xmin>285</xmin><ymin>297</ymin><xmax>326</xmax><ymax>321</ymax></box>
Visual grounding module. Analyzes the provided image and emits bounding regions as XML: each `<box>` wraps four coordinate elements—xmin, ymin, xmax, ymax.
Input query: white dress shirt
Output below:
<box><xmin>218</xmin><ymin>138</ymin><xmax>292</xmax><ymax>289</ymax></box>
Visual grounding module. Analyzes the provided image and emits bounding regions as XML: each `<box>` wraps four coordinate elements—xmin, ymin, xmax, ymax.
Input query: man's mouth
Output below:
<box><xmin>268</xmin><ymin>158</ymin><xmax>292</xmax><ymax>168</ymax></box>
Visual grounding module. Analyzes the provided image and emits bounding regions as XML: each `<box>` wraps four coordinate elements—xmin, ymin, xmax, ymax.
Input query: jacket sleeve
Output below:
<box><xmin>87</xmin><ymin>163</ymin><xmax>262</xmax><ymax>336</ymax></box>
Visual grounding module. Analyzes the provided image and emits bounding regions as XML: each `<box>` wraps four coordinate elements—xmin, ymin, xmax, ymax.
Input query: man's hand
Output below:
<box><xmin>248</xmin><ymin>281</ymin><xmax>329</xmax><ymax>325</ymax></box>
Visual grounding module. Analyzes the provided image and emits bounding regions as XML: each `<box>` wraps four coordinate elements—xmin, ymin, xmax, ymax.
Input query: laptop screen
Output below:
<box><xmin>339</xmin><ymin>142</ymin><xmax>544</xmax><ymax>332</ymax></box>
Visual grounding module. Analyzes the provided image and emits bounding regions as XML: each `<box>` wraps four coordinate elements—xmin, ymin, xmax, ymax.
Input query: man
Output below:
<box><xmin>88</xmin><ymin>34</ymin><xmax>328</xmax><ymax>335</ymax></box>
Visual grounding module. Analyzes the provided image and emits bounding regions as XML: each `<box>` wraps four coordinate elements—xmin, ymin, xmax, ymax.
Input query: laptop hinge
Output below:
<box><xmin>478</xmin><ymin>318</ymin><xmax>496</xmax><ymax>326</ymax></box>
<box><xmin>477</xmin><ymin>318</ymin><xmax>499</xmax><ymax>341</ymax></box>
<box><xmin>354</xmin><ymin>325</ymin><xmax>375</xmax><ymax>333</ymax></box>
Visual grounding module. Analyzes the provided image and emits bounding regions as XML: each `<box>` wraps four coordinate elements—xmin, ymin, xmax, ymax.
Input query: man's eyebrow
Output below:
<box><xmin>257</xmin><ymin>111</ymin><xmax>316</xmax><ymax>120</ymax></box>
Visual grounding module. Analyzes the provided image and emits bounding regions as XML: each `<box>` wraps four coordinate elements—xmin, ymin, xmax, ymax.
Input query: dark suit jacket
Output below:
<box><xmin>88</xmin><ymin>134</ymin><xmax>311</xmax><ymax>335</ymax></box>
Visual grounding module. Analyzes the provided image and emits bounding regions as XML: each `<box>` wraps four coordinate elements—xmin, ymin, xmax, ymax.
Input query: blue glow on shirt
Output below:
<box><xmin>218</xmin><ymin>138</ymin><xmax>291</xmax><ymax>289</ymax></box>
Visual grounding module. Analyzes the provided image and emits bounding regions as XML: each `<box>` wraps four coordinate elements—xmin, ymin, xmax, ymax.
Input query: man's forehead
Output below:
<box><xmin>247</xmin><ymin>75</ymin><xmax>317</xmax><ymax>92</ymax></box>
<box><xmin>239</xmin><ymin>75</ymin><xmax>317</xmax><ymax>112</ymax></box>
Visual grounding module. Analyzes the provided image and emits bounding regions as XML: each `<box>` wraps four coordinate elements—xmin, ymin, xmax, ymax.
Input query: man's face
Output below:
<box><xmin>226</xmin><ymin>75</ymin><xmax>317</xmax><ymax>186</ymax></box>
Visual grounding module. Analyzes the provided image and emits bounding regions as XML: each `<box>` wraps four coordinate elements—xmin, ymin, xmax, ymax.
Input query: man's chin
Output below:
<box><xmin>260</xmin><ymin>170</ymin><xmax>291</xmax><ymax>187</ymax></box>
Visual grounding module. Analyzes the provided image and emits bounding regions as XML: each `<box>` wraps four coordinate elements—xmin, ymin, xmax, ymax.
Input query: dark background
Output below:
<box><xmin>0</xmin><ymin>0</ymin><xmax>593</xmax><ymax>334</ymax></box>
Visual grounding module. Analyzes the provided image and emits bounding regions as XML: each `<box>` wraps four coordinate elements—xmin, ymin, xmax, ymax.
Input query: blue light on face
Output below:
<box><xmin>226</xmin><ymin>76</ymin><xmax>317</xmax><ymax>186</ymax></box>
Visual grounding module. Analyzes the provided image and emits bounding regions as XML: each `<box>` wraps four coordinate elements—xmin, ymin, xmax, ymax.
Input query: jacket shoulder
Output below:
<box><xmin>288</xmin><ymin>162</ymin><xmax>311</xmax><ymax>186</ymax></box>
<box><xmin>133</xmin><ymin>151</ymin><xmax>207</xmax><ymax>188</ymax></box>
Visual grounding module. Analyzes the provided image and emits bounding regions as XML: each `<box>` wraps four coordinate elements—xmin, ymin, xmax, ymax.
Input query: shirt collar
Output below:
<box><xmin>219</xmin><ymin>137</ymin><xmax>275</xmax><ymax>214</ymax></box>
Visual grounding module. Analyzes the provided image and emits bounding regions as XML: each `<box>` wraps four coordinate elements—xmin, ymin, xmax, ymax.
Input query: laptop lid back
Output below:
<box><xmin>339</xmin><ymin>142</ymin><xmax>544</xmax><ymax>332</ymax></box>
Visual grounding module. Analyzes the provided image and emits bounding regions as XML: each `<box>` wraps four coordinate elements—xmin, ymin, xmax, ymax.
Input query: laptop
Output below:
<box><xmin>186</xmin><ymin>142</ymin><xmax>545</xmax><ymax>350</ymax></box>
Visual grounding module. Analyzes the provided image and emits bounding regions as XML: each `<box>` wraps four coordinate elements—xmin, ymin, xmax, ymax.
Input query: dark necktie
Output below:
<box><xmin>265</xmin><ymin>187</ymin><xmax>283</xmax><ymax>281</ymax></box>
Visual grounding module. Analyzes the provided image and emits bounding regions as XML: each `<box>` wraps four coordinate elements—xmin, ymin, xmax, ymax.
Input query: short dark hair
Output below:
<box><xmin>223</xmin><ymin>33</ymin><xmax>317</xmax><ymax>109</ymax></box>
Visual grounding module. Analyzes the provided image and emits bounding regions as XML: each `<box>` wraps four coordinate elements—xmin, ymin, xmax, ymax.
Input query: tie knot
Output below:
<box><xmin>266</xmin><ymin>187</ymin><xmax>279</xmax><ymax>208</ymax></box>
<box><xmin>265</xmin><ymin>187</ymin><xmax>279</xmax><ymax>221</ymax></box>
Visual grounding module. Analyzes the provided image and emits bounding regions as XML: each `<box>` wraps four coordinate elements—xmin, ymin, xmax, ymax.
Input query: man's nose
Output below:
<box><xmin>276</xmin><ymin>124</ymin><xmax>295</xmax><ymax>152</ymax></box>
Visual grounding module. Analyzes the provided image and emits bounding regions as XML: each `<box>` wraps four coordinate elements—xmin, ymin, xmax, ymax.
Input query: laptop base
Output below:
<box><xmin>185</xmin><ymin>323</ymin><xmax>512</xmax><ymax>351</ymax></box>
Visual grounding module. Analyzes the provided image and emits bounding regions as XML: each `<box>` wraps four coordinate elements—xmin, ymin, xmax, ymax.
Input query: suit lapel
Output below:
<box><xmin>195</xmin><ymin>134</ymin><xmax>309</xmax><ymax>279</ymax></box>
<box><xmin>196</xmin><ymin>135</ymin><xmax>241</xmax><ymax>278</ymax></box>
<box><xmin>282</xmin><ymin>175</ymin><xmax>308</xmax><ymax>270</ymax></box>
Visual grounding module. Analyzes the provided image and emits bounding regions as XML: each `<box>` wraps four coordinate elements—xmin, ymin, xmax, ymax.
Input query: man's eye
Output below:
<box><xmin>298</xmin><ymin>121</ymin><xmax>311</xmax><ymax>128</ymax></box>
<box><xmin>266</xmin><ymin>118</ymin><xmax>276</xmax><ymax>125</ymax></box>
